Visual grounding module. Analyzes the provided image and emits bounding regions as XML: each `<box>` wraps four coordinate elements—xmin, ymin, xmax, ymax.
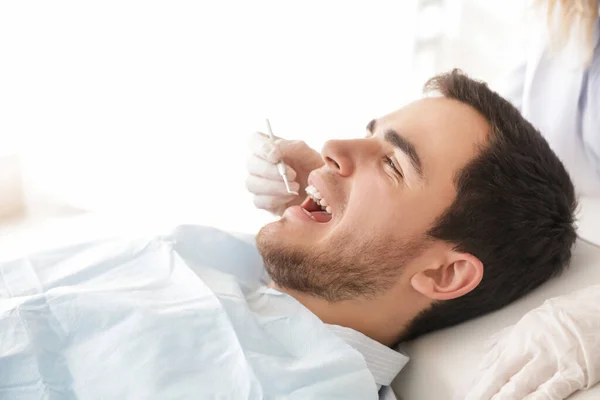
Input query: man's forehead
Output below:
<box><xmin>378</xmin><ymin>97</ymin><xmax>455</xmax><ymax>122</ymax></box>
<box><xmin>374</xmin><ymin>97</ymin><xmax>489</xmax><ymax>142</ymax></box>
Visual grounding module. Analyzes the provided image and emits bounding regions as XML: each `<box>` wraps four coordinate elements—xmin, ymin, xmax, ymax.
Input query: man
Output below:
<box><xmin>249</xmin><ymin>68</ymin><xmax>577</xmax><ymax>342</ymax></box>
<box><xmin>248</xmin><ymin>69</ymin><xmax>577</xmax><ymax>394</ymax></box>
<box><xmin>0</xmin><ymin>70</ymin><xmax>576</xmax><ymax>399</ymax></box>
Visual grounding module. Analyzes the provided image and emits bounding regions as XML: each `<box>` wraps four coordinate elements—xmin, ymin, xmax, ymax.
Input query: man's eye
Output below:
<box><xmin>385</xmin><ymin>156</ymin><xmax>403</xmax><ymax>177</ymax></box>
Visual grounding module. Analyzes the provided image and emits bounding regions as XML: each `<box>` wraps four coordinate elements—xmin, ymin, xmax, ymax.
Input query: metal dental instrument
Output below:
<box><xmin>265</xmin><ymin>119</ymin><xmax>298</xmax><ymax>195</ymax></box>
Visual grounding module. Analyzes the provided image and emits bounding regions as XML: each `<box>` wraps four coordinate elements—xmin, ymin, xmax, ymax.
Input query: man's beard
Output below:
<box><xmin>256</xmin><ymin>224</ymin><xmax>424</xmax><ymax>302</ymax></box>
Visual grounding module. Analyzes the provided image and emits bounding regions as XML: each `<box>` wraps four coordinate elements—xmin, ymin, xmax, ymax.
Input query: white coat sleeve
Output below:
<box><xmin>493</xmin><ymin>61</ymin><xmax>527</xmax><ymax>111</ymax></box>
<box><xmin>581</xmin><ymin>48</ymin><xmax>600</xmax><ymax>178</ymax></box>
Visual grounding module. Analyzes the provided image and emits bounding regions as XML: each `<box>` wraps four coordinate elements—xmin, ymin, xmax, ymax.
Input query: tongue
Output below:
<box><xmin>311</xmin><ymin>211</ymin><xmax>332</xmax><ymax>223</ymax></box>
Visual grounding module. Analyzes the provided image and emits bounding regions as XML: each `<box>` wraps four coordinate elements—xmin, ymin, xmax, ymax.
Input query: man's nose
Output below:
<box><xmin>321</xmin><ymin>139</ymin><xmax>369</xmax><ymax>177</ymax></box>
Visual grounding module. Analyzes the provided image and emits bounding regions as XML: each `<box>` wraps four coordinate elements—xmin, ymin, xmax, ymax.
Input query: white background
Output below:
<box><xmin>0</xmin><ymin>0</ymin><xmax>528</xmax><ymax>234</ymax></box>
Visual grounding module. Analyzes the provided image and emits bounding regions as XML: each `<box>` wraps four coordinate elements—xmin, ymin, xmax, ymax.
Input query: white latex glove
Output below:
<box><xmin>246</xmin><ymin>131</ymin><xmax>324</xmax><ymax>215</ymax></box>
<box><xmin>464</xmin><ymin>284</ymin><xmax>600</xmax><ymax>400</ymax></box>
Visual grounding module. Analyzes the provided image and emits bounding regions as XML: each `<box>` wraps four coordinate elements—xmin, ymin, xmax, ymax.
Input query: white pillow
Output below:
<box><xmin>392</xmin><ymin>197</ymin><xmax>600</xmax><ymax>400</ymax></box>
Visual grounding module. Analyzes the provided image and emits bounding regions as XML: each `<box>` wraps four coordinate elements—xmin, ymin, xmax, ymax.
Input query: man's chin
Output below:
<box><xmin>256</xmin><ymin>213</ymin><xmax>329</xmax><ymax>265</ymax></box>
<box><xmin>257</xmin><ymin>219</ymin><xmax>280</xmax><ymax>241</ymax></box>
<box><xmin>256</xmin><ymin>220</ymin><xmax>281</xmax><ymax>256</ymax></box>
<box><xmin>256</xmin><ymin>220</ymin><xmax>306</xmax><ymax>266</ymax></box>
<box><xmin>257</xmin><ymin>215</ymin><xmax>298</xmax><ymax>242</ymax></box>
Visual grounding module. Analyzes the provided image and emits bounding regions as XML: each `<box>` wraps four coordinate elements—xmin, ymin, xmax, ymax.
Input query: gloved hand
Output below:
<box><xmin>464</xmin><ymin>284</ymin><xmax>600</xmax><ymax>400</ymax></box>
<box><xmin>246</xmin><ymin>131</ymin><xmax>324</xmax><ymax>215</ymax></box>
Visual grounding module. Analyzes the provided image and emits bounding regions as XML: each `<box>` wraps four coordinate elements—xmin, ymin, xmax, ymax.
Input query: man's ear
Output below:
<box><xmin>410</xmin><ymin>252</ymin><xmax>483</xmax><ymax>301</ymax></box>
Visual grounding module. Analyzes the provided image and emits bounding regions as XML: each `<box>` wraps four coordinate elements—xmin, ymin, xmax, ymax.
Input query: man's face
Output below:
<box><xmin>257</xmin><ymin>97</ymin><xmax>489</xmax><ymax>301</ymax></box>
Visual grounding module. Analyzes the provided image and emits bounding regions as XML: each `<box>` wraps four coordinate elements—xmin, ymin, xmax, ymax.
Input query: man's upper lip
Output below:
<box><xmin>307</xmin><ymin>172</ymin><xmax>320</xmax><ymax>194</ymax></box>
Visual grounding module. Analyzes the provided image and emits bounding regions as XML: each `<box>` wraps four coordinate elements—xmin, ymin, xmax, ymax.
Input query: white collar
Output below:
<box><xmin>326</xmin><ymin>324</ymin><xmax>409</xmax><ymax>387</ymax></box>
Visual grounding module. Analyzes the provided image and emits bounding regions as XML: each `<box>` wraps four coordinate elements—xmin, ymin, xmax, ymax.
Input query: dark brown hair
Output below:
<box><xmin>401</xmin><ymin>69</ymin><xmax>578</xmax><ymax>341</ymax></box>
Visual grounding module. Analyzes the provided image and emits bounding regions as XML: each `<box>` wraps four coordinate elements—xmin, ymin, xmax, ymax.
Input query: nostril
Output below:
<box><xmin>326</xmin><ymin>157</ymin><xmax>340</xmax><ymax>170</ymax></box>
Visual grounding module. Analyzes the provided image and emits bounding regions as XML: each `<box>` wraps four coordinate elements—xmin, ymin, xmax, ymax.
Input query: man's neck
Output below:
<box><xmin>269</xmin><ymin>283</ymin><xmax>409</xmax><ymax>347</ymax></box>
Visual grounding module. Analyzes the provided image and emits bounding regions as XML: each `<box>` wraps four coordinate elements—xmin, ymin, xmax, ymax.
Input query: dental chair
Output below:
<box><xmin>392</xmin><ymin>197</ymin><xmax>600</xmax><ymax>400</ymax></box>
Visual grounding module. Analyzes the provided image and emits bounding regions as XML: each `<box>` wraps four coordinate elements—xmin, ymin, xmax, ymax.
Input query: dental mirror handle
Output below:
<box><xmin>265</xmin><ymin>119</ymin><xmax>299</xmax><ymax>195</ymax></box>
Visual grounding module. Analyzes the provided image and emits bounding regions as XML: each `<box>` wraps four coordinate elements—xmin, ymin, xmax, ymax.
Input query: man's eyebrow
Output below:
<box><xmin>385</xmin><ymin>129</ymin><xmax>423</xmax><ymax>178</ymax></box>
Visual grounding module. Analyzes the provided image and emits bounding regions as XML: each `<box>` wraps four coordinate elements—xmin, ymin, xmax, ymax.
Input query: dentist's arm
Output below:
<box><xmin>493</xmin><ymin>61</ymin><xmax>527</xmax><ymax>111</ymax></box>
<box><xmin>246</xmin><ymin>131</ymin><xmax>324</xmax><ymax>215</ymax></box>
<box><xmin>582</xmin><ymin>74</ymin><xmax>600</xmax><ymax>181</ymax></box>
<box><xmin>464</xmin><ymin>284</ymin><xmax>600</xmax><ymax>400</ymax></box>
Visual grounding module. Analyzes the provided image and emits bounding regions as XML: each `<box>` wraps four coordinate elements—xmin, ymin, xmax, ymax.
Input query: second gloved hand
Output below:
<box><xmin>246</xmin><ymin>131</ymin><xmax>324</xmax><ymax>215</ymax></box>
<box><xmin>464</xmin><ymin>284</ymin><xmax>600</xmax><ymax>400</ymax></box>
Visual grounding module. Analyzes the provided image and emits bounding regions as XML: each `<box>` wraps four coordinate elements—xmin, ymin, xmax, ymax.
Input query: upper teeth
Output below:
<box><xmin>306</xmin><ymin>185</ymin><xmax>332</xmax><ymax>214</ymax></box>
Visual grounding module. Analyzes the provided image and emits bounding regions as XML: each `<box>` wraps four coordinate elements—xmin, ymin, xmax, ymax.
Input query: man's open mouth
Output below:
<box><xmin>300</xmin><ymin>185</ymin><xmax>333</xmax><ymax>223</ymax></box>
